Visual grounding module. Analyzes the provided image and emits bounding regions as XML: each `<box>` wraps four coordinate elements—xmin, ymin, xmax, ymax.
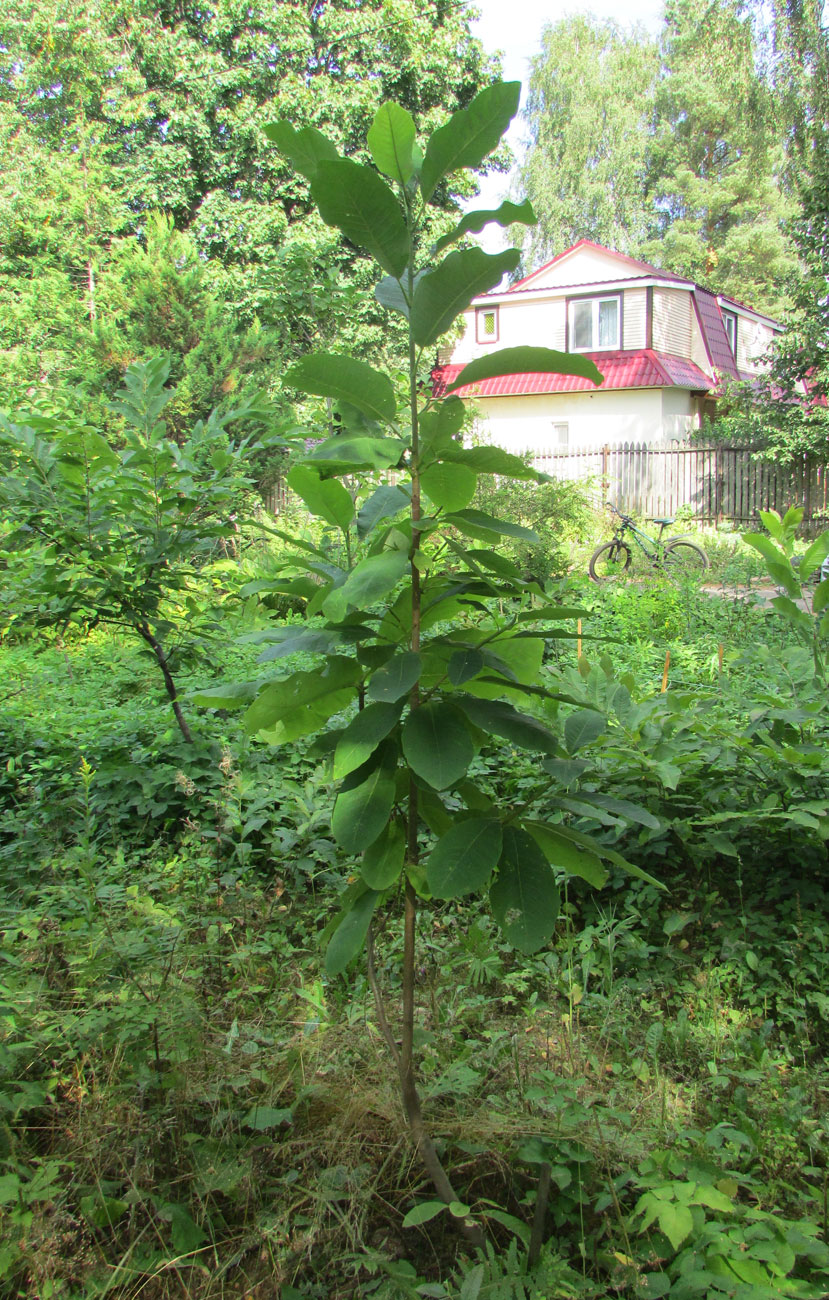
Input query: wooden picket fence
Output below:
<box><xmin>261</xmin><ymin>440</ymin><xmax>829</xmax><ymax>536</ymax></box>
<box><xmin>530</xmin><ymin>441</ymin><xmax>829</xmax><ymax>536</ymax></box>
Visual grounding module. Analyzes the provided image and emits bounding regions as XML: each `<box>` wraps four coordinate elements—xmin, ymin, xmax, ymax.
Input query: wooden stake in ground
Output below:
<box><xmin>718</xmin><ymin>642</ymin><xmax>724</xmax><ymax>676</ymax></box>
<box><xmin>577</xmin><ymin>618</ymin><xmax>582</xmax><ymax>660</ymax></box>
<box><xmin>661</xmin><ymin>650</ymin><xmax>670</xmax><ymax>693</ymax></box>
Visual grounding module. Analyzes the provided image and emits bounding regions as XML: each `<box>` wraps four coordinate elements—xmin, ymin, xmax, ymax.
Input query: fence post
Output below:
<box><xmin>601</xmin><ymin>444</ymin><xmax>610</xmax><ymax>503</ymax></box>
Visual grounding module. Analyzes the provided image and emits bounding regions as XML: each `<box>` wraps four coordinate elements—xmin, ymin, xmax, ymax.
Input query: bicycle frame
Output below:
<box><xmin>606</xmin><ymin>507</ymin><xmax>674</xmax><ymax>564</ymax></box>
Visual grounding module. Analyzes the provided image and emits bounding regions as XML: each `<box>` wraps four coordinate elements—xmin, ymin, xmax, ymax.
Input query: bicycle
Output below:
<box><xmin>588</xmin><ymin>504</ymin><xmax>709</xmax><ymax>582</ymax></box>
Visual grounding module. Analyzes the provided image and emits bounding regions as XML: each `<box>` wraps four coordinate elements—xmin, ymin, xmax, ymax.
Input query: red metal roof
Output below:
<box><xmin>432</xmin><ymin>349</ymin><xmax>713</xmax><ymax>399</ymax></box>
<box><xmin>692</xmin><ymin>289</ymin><xmax>740</xmax><ymax>380</ymax></box>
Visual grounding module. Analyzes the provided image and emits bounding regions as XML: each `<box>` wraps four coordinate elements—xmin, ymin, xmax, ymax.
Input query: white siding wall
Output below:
<box><xmin>737</xmin><ymin>316</ymin><xmax>776</xmax><ymax>373</ymax></box>
<box><xmin>521</xmin><ymin>245</ymin><xmax>632</xmax><ymax>290</ymax></box>
<box><xmin>452</xmin><ymin>296</ymin><xmax>566</xmax><ymax>363</ymax></box>
<box><xmin>623</xmin><ymin>287</ymin><xmax>647</xmax><ymax>350</ymax></box>
<box><xmin>471</xmin><ymin>388</ymin><xmax>666</xmax><ymax>454</ymax></box>
<box><xmin>653</xmin><ymin>288</ymin><xmax>692</xmax><ymax>357</ymax></box>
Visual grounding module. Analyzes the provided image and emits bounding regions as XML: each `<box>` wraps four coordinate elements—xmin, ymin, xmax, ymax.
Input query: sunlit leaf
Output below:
<box><xmin>410</xmin><ymin>248</ymin><xmax>519</xmax><ymax>346</ymax></box>
<box><xmin>420</xmin><ymin>81</ymin><xmax>521</xmax><ymax>201</ymax></box>
<box><xmin>287</xmin><ymin>465</ymin><xmax>355</xmax><ymax>530</ymax></box>
<box><xmin>312</xmin><ymin>159</ymin><xmax>409</xmax><ymax>276</ymax></box>
<box><xmin>445</xmin><ymin>346</ymin><xmax>604</xmax><ymax>394</ymax></box>
<box><xmin>368</xmin><ymin>101</ymin><xmax>416</xmax><ymax>184</ymax></box>
<box><xmin>285</xmin><ymin>354</ymin><xmax>396</xmax><ymax>423</ymax></box>
<box><xmin>433</xmin><ymin>199</ymin><xmax>535</xmax><ymax>255</ymax></box>
<box><xmin>262</xmin><ymin>120</ymin><xmax>339</xmax><ymax>179</ymax></box>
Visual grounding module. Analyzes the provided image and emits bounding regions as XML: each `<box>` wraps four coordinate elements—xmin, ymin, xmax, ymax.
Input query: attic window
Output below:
<box><xmin>722</xmin><ymin>309</ymin><xmax>737</xmax><ymax>355</ymax></box>
<box><xmin>568</xmin><ymin>295</ymin><xmax>620</xmax><ymax>351</ymax></box>
<box><xmin>476</xmin><ymin>307</ymin><xmax>499</xmax><ymax>343</ymax></box>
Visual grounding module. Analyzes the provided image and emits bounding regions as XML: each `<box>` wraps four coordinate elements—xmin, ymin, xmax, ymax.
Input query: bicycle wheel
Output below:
<box><xmin>663</xmin><ymin>540</ymin><xmax>709</xmax><ymax>578</ymax></box>
<box><xmin>589</xmin><ymin>540</ymin><xmax>632</xmax><ymax>582</ymax></box>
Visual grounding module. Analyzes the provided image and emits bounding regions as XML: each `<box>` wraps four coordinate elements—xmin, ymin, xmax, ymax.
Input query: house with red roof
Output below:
<box><xmin>432</xmin><ymin>241</ymin><xmax>781</xmax><ymax>452</ymax></box>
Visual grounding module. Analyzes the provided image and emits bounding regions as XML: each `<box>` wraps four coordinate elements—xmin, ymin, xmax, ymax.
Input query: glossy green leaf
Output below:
<box><xmin>323</xmin><ymin>548</ymin><xmax>409</xmax><ymax>620</ymax></box>
<box><xmin>285</xmin><ymin>353</ymin><xmax>396</xmax><ymax>423</ymax></box>
<box><xmin>455</xmin><ymin>696</ymin><xmax>559</xmax><ymax>754</ymax></box>
<box><xmin>433</xmin><ymin>199</ymin><xmax>536</xmax><ymax>255</ymax></box>
<box><xmin>357</xmin><ymin>483</ymin><xmax>410</xmax><ymax>537</ymax></box>
<box><xmin>367</xmin><ymin>101</ymin><xmax>416</xmax><ymax>184</ymax></box>
<box><xmin>410</xmin><ymin>248</ymin><xmax>520</xmax><ymax>346</ymax></box>
<box><xmin>286</xmin><ymin>465</ymin><xmax>355</xmax><ymax>530</ymax></box>
<box><xmin>524</xmin><ymin>821</ymin><xmax>608</xmax><ymax>888</ymax></box>
<box><xmin>419</xmin><ymin>396</ymin><xmax>465</xmax><ymax>457</ymax></box>
<box><xmin>447</xmin><ymin>648</ymin><xmax>485</xmax><ymax>685</ymax></box>
<box><xmin>426</xmin><ymin>817</ymin><xmax>502</xmax><ymax>898</ymax></box>
<box><xmin>814</xmin><ymin>577</ymin><xmax>829</xmax><ymax>613</ymax></box>
<box><xmin>263</xmin><ymin>120</ymin><xmax>339</xmax><ymax>180</ymax></box>
<box><xmin>361</xmin><ymin>821</ymin><xmax>406</xmax><ymax>889</ymax></box>
<box><xmin>402</xmin><ymin>1200</ymin><xmax>447</xmax><ymax>1228</ymax></box>
<box><xmin>441</xmin><ymin>444</ymin><xmax>543</xmax><ymax>481</ymax></box>
<box><xmin>420</xmin><ymin>81</ymin><xmax>521</xmax><ymax>201</ymax></box>
<box><xmin>490</xmin><ymin>826</ymin><xmax>560</xmax><ymax>954</ymax></box>
<box><xmin>331</xmin><ymin>743</ymin><xmax>397</xmax><ymax>852</ymax></box>
<box><xmin>334</xmin><ymin>701</ymin><xmax>403</xmax><ymax>779</ymax></box>
<box><xmin>305</xmin><ymin>435</ymin><xmax>406</xmax><ymax>473</ymax></box>
<box><xmin>253</xmin><ymin>627</ymin><xmax>344</xmax><ymax>663</ymax></box>
<box><xmin>564</xmin><ymin>708</ymin><xmax>607</xmax><ymax>754</ymax></box>
<box><xmin>421</xmin><ymin>461</ymin><xmax>477</xmax><ymax>512</ymax></box>
<box><xmin>444</xmin><ymin>508</ymin><xmax>539</xmax><ymax>542</ymax></box>
<box><xmin>367</xmin><ymin>651</ymin><xmax>422</xmax><ymax>702</ymax></box>
<box><xmin>445</xmin><ymin>346</ymin><xmax>604</xmax><ymax>394</ymax></box>
<box><xmin>191</xmin><ymin>681</ymin><xmax>257</xmax><ymax>709</ymax></box>
<box><xmin>325</xmin><ymin>888</ymin><xmax>381</xmax><ymax>975</ymax></box>
<box><xmin>402</xmin><ymin>702</ymin><xmax>475</xmax><ymax>788</ymax></box>
<box><xmin>374</xmin><ymin>269</ymin><xmax>428</xmax><ymax>319</ymax></box>
<box><xmin>244</xmin><ymin>656</ymin><xmax>360</xmax><ymax>739</ymax></box>
<box><xmin>799</xmin><ymin>533</ymin><xmax>829</xmax><ymax>581</ymax></box>
<box><xmin>569</xmin><ymin>792</ymin><xmax>661</xmax><ymax>830</ymax></box>
<box><xmin>312</xmin><ymin>159</ymin><xmax>409</xmax><ymax>277</ymax></box>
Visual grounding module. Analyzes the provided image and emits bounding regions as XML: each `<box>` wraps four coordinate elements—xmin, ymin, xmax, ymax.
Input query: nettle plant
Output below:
<box><xmin>201</xmin><ymin>84</ymin><xmax>625</xmax><ymax>1233</ymax></box>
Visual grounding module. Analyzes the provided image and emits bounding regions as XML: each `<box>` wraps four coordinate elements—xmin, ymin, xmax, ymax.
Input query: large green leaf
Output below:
<box><xmin>419</xmin><ymin>396</ymin><xmax>465</xmax><ymax>457</ymax></box>
<box><xmin>305</xmin><ymin>435</ymin><xmax>406</xmax><ymax>473</ymax></box>
<box><xmin>564</xmin><ymin>708</ymin><xmax>607</xmax><ymax>754</ymax></box>
<box><xmin>455</xmin><ymin>696</ymin><xmax>559</xmax><ymax>755</ymax></box>
<box><xmin>367</xmin><ymin>101</ymin><xmax>416</xmax><ymax>184</ymax></box>
<box><xmin>433</xmin><ymin>199</ymin><xmax>536</xmax><ymax>255</ymax></box>
<box><xmin>426</xmin><ymin>817</ymin><xmax>502</xmax><ymax>899</ymax></box>
<box><xmin>447</xmin><ymin>648</ymin><xmax>485</xmax><ymax>685</ymax></box>
<box><xmin>263</xmin><ymin>120</ymin><xmax>339</xmax><ymax>180</ymax></box>
<box><xmin>332</xmin><ymin>743</ymin><xmax>397</xmax><ymax>852</ymax></box>
<box><xmin>325</xmin><ymin>888</ymin><xmax>381</xmax><ymax>975</ymax></box>
<box><xmin>357</xmin><ymin>484</ymin><xmax>410</xmax><ymax>537</ymax></box>
<box><xmin>285</xmin><ymin>354</ymin><xmax>396</xmax><ymax>424</ymax></box>
<box><xmin>323</xmin><ymin>548</ymin><xmax>409</xmax><ymax>620</ymax></box>
<box><xmin>421</xmin><ymin>461</ymin><xmax>477</xmax><ymax>512</ymax></box>
<box><xmin>441</xmin><ymin>445</ymin><xmax>543</xmax><ymax>481</ymax></box>
<box><xmin>445</xmin><ymin>347</ymin><xmax>604</xmax><ymax>394</ymax></box>
<box><xmin>191</xmin><ymin>681</ymin><xmax>257</xmax><ymax>709</ymax></box>
<box><xmin>420</xmin><ymin>81</ymin><xmax>521</xmax><ymax>201</ymax></box>
<box><xmin>410</xmin><ymin>248</ymin><xmax>519</xmax><ymax>346</ymax></box>
<box><xmin>524</xmin><ymin>821</ymin><xmax>608</xmax><ymax>888</ymax></box>
<box><xmin>799</xmin><ymin>532</ymin><xmax>829</xmax><ymax>581</ymax></box>
<box><xmin>444</xmin><ymin>508</ymin><xmax>539</xmax><ymax>542</ymax></box>
<box><xmin>361</xmin><ymin>821</ymin><xmax>406</xmax><ymax>889</ymax></box>
<box><xmin>286</xmin><ymin>465</ymin><xmax>354</xmax><ymax>531</ymax></box>
<box><xmin>367</xmin><ymin>651</ymin><xmax>422</xmax><ymax>702</ymax></box>
<box><xmin>244</xmin><ymin>656</ymin><xmax>360</xmax><ymax>740</ymax></box>
<box><xmin>253</xmin><ymin>627</ymin><xmax>344</xmax><ymax>663</ymax></box>
<box><xmin>375</xmin><ymin>269</ymin><xmax>428</xmax><ymax>320</ymax></box>
<box><xmin>312</xmin><ymin>159</ymin><xmax>409</xmax><ymax>277</ymax></box>
<box><xmin>402</xmin><ymin>702</ymin><xmax>475</xmax><ymax>789</ymax></box>
<box><xmin>334</xmin><ymin>701</ymin><xmax>403</xmax><ymax>780</ymax></box>
<box><xmin>490</xmin><ymin>826</ymin><xmax>560</xmax><ymax>954</ymax></box>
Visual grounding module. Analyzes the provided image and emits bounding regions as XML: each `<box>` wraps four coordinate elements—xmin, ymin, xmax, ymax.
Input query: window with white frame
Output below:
<box><xmin>722</xmin><ymin>309</ymin><xmax>737</xmax><ymax>355</ymax></box>
<box><xmin>551</xmin><ymin>421</ymin><xmax>569</xmax><ymax>448</ymax></box>
<box><xmin>476</xmin><ymin>307</ymin><xmax>498</xmax><ymax>343</ymax></box>
<box><xmin>568</xmin><ymin>295</ymin><xmax>620</xmax><ymax>351</ymax></box>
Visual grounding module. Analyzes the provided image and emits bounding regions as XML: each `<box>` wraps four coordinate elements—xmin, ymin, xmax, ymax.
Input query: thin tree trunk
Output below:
<box><xmin>136</xmin><ymin>623</ymin><xmax>193</xmax><ymax>744</ymax></box>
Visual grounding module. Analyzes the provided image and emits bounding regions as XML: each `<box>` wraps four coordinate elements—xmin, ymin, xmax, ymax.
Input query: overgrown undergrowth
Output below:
<box><xmin>1</xmin><ymin>577</ymin><xmax>828</xmax><ymax>1298</ymax></box>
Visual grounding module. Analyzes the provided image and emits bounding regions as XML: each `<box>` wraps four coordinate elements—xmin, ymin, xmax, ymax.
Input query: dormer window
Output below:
<box><xmin>476</xmin><ymin>307</ymin><xmax>499</xmax><ymax>344</ymax></box>
<box><xmin>568</xmin><ymin>295</ymin><xmax>620</xmax><ymax>351</ymax></box>
<box><xmin>722</xmin><ymin>309</ymin><xmax>737</xmax><ymax>355</ymax></box>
